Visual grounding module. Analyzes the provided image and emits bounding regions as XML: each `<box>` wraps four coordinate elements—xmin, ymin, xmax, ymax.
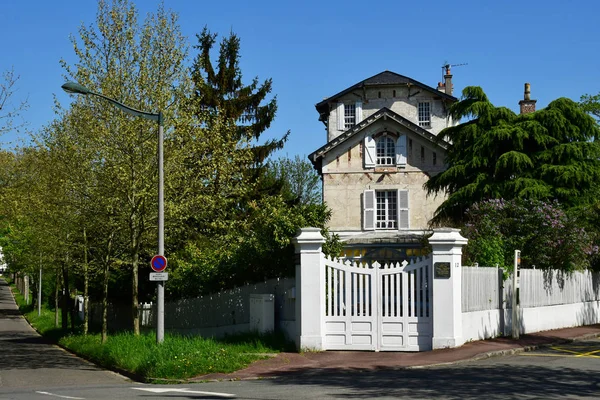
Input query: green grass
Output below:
<box><xmin>6</xmin><ymin>279</ymin><xmax>295</xmax><ymax>381</ymax></box>
<box><xmin>60</xmin><ymin>331</ymin><xmax>288</xmax><ymax>380</ymax></box>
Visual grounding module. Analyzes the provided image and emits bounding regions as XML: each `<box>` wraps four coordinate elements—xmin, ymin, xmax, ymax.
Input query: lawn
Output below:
<box><xmin>5</xmin><ymin>277</ymin><xmax>294</xmax><ymax>382</ymax></box>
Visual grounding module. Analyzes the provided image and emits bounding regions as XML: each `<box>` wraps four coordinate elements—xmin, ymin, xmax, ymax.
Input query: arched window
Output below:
<box><xmin>376</xmin><ymin>136</ymin><xmax>395</xmax><ymax>165</ymax></box>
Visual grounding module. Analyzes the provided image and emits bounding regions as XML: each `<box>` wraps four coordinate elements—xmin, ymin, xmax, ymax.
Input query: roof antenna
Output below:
<box><xmin>441</xmin><ymin>62</ymin><xmax>468</xmax><ymax>81</ymax></box>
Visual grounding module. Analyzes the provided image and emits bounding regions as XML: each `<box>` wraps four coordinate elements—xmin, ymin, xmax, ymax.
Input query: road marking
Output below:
<box><xmin>35</xmin><ymin>392</ymin><xmax>85</xmax><ymax>400</ymax></box>
<box><xmin>519</xmin><ymin>347</ymin><xmax>600</xmax><ymax>358</ymax></box>
<box><xmin>576</xmin><ymin>349</ymin><xmax>600</xmax><ymax>357</ymax></box>
<box><xmin>131</xmin><ymin>387</ymin><xmax>236</xmax><ymax>398</ymax></box>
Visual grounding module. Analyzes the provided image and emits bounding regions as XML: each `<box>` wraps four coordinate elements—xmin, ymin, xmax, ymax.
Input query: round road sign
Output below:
<box><xmin>151</xmin><ymin>255</ymin><xmax>167</xmax><ymax>272</ymax></box>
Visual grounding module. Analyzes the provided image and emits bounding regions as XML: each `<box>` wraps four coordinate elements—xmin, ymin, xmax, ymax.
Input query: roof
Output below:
<box><xmin>308</xmin><ymin>107</ymin><xmax>449</xmax><ymax>171</ymax></box>
<box><xmin>315</xmin><ymin>70</ymin><xmax>457</xmax><ymax>116</ymax></box>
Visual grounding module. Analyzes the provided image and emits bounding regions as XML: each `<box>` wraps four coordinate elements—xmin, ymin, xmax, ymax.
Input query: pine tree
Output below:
<box><xmin>190</xmin><ymin>27</ymin><xmax>288</xmax><ymax>168</ymax></box>
<box><xmin>426</xmin><ymin>86</ymin><xmax>600</xmax><ymax>223</ymax></box>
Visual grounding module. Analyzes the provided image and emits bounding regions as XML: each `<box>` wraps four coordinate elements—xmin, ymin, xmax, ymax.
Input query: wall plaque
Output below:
<box><xmin>434</xmin><ymin>262</ymin><xmax>451</xmax><ymax>279</ymax></box>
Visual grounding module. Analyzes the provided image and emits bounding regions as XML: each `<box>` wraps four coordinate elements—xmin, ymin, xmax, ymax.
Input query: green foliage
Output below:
<box><xmin>264</xmin><ymin>155</ymin><xmax>322</xmax><ymax>205</ymax></box>
<box><xmin>462</xmin><ymin>199</ymin><xmax>598</xmax><ymax>272</ymax></box>
<box><xmin>427</xmin><ymin>86</ymin><xmax>600</xmax><ymax>224</ymax></box>
<box><xmin>60</xmin><ymin>332</ymin><xmax>280</xmax><ymax>381</ymax></box>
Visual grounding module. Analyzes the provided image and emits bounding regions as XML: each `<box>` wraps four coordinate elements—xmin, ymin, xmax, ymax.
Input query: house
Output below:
<box><xmin>309</xmin><ymin>68</ymin><xmax>458</xmax><ymax>264</ymax></box>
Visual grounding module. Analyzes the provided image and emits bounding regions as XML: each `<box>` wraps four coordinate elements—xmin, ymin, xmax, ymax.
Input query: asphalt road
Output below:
<box><xmin>0</xmin><ymin>278</ymin><xmax>129</xmax><ymax>392</ymax></box>
<box><xmin>1</xmin><ymin>276</ymin><xmax>599</xmax><ymax>399</ymax></box>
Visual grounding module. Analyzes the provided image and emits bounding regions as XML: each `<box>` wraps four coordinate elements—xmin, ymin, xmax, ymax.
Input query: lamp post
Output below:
<box><xmin>61</xmin><ymin>82</ymin><xmax>166</xmax><ymax>344</ymax></box>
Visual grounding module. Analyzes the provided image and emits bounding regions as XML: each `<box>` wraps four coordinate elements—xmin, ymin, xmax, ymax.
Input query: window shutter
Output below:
<box><xmin>364</xmin><ymin>136</ymin><xmax>376</xmax><ymax>168</ymax></box>
<box><xmin>363</xmin><ymin>189</ymin><xmax>375</xmax><ymax>231</ymax></box>
<box><xmin>398</xmin><ymin>190</ymin><xmax>409</xmax><ymax>229</ymax></box>
<box><xmin>396</xmin><ymin>135</ymin><xmax>407</xmax><ymax>166</ymax></box>
<box><xmin>337</xmin><ymin>103</ymin><xmax>344</xmax><ymax>131</ymax></box>
<box><xmin>355</xmin><ymin>101</ymin><xmax>363</xmax><ymax>124</ymax></box>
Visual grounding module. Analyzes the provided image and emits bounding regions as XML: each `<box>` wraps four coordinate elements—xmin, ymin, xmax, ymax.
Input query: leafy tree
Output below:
<box><xmin>60</xmin><ymin>0</ymin><xmax>188</xmax><ymax>335</ymax></box>
<box><xmin>0</xmin><ymin>67</ymin><xmax>28</xmax><ymax>136</ymax></box>
<box><xmin>580</xmin><ymin>92</ymin><xmax>600</xmax><ymax>123</ymax></box>
<box><xmin>264</xmin><ymin>155</ymin><xmax>322</xmax><ymax>205</ymax></box>
<box><xmin>426</xmin><ymin>86</ymin><xmax>600</xmax><ymax>224</ymax></box>
<box><xmin>462</xmin><ymin>199</ymin><xmax>597</xmax><ymax>272</ymax></box>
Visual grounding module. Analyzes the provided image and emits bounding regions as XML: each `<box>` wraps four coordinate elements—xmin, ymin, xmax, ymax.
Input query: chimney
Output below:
<box><xmin>519</xmin><ymin>83</ymin><xmax>537</xmax><ymax>114</ymax></box>
<box><xmin>437</xmin><ymin>81</ymin><xmax>445</xmax><ymax>93</ymax></box>
<box><xmin>444</xmin><ymin>65</ymin><xmax>453</xmax><ymax>96</ymax></box>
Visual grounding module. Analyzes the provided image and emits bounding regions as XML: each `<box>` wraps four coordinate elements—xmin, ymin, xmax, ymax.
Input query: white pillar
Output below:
<box><xmin>292</xmin><ymin>227</ymin><xmax>326</xmax><ymax>351</ymax></box>
<box><xmin>429</xmin><ymin>228</ymin><xmax>468</xmax><ymax>349</ymax></box>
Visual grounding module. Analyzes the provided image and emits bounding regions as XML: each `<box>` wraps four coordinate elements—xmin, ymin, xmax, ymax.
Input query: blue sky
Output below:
<box><xmin>2</xmin><ymin>0</ymin><xmax>599</xmax><ymax>158</ymax></box>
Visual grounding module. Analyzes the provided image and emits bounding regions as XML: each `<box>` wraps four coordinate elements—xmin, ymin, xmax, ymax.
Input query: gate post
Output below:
<box><xmin>429</xmin><ymin>228</ymin><xmax>468</xmax><ymax>349</ymax></box>
<box><xmin>293</xmin><ymin>227</ymin><xmax>326</xmax><ymax>351</ymax></box>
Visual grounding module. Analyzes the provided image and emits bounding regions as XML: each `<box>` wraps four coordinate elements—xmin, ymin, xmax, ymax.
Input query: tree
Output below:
<box><xmin>462</xmin><ymin>199</ymin><xmax>597</xmax><ymax>272</ymax></box>
<box><xmin>425</xmin><ymin>86</ymin><xmax>600</xmax><ymax>224</ymax></box>
<box><xmin>580</xmin><ymin>92</ymin><xmax>600</xmax><ymax>123</ymax></box>
<box><xmin>60</xmin><ymin>0</ymin><xmax>188</xmax><ymax>335</ymax></box>
<box><xmin>264</xmin><ymin>155</ymin><xmax>322</xmax><ymax>205</ymax></box>
<box><xmin>190</xmin><ymin>27</ymin><xmax>287</xmax><ymax>164</ymax></box>
<box><xmin>0</xmin><ymin>67</ymin><xmax>28</xmax><ymax>136</ymax></box>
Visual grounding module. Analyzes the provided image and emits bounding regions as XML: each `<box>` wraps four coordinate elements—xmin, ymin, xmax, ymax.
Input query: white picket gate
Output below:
<box><xmin>323</xmin><ymin>256</ymin><xmax>432</xmax><ymax>351</ymax></box>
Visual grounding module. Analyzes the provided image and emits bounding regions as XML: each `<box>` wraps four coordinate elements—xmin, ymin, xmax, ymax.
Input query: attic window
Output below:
<box><xmin>344</xmin><ymin>104</ymin><xmax>356</xmax><ymax>129</ymax></box>
<box><xmin>418</xmin><ymin>102</ymin><xmax>431</xmax><ymax>127</ymax></box>
<box><xmin>393</xmin><ymin>90</ymin><xmax>396</xmax><ymax>97</ymax></box>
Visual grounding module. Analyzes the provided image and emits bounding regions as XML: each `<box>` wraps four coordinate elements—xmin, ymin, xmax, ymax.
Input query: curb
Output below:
<box><xmin>408</xmin><ymin>332</ymin><xmax>600</xmax><ymax>369</ymax></box>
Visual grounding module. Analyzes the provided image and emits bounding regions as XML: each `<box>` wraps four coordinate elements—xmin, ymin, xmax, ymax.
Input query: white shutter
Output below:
<box><xmin>337</xmin><ymin>103</ymin><xmax>345</xmax><ymax>131</ymax></box>
<box><xmin>396</xmin><ymin>135</ymin><xmax>407</xmax><ymax>166</ymax></box>
<box><xmin>364</xmin><ymin>136</ymin><xmax>376</xmax><ymax>168</ymax></box>
<box><xmin>355</xmin><ymin>101</ymin><xmax>363</xmax><ymax>124</ymax></box>
<box><xmin>398</xmin><ymin>190</ymin><xmax>409</xmax><ymax>229</ymax></box>
<box><xmin>363</xmin><ymin>189</ymin><xmax>376</xmax><ymax>230</ymax></box>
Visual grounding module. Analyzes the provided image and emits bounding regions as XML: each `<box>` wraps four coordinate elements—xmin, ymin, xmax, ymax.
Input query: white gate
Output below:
<box><xmin>323</xmin><ymin>256</ymin><xmax>432</xmax><ymax>351</ymax></box>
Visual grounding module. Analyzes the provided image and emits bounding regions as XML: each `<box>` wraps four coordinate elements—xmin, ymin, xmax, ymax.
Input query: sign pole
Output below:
<box><xmin>157</xmin><ymin>113</ymin><xmax>164</xmax><ymax>344</ymax></box>
<box><xmin>512</xmin><ymin>250</ymin><xmax>521</xmax><ymax>340</ymax></box>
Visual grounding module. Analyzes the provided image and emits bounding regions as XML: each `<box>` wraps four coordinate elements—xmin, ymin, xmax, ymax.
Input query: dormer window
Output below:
<box><xmin>418</xmin><ymin>102</ymin><xmax>431</xmax><ymax>127</ymax></box>
<box><xmin>376</xmin><ymin>136</ymin><xmax>395</xmax><ymax>165</ymax></box>
<box><xmin>337</xmin><ymin>101</ymin><xmax>363</xmax><ymax>131</ymax></box>
<box><xmin>344</xmin><ymin>104</ymin><xmax>356</xmax><ymax>129</ymax></box>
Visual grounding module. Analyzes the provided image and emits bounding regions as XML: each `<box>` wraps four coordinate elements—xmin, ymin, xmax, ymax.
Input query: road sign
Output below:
<box><xmin>151</xmin><ymin>255</ymin><xmax>167</xmax><ymax>272</ymax></box>
<box><xmin>150</xmin><ymin>272</ymin><xmax>168</xmax><ymax>281</ymax></box>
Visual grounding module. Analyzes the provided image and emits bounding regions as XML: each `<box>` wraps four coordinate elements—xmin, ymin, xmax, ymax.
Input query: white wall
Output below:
<box><xmin>462</xmin><ymin>300</ymin><xmax>600</xmax><ymax>343</ymax></box>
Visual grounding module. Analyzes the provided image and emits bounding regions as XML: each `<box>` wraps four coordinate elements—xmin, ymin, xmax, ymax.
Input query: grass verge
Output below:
<box><xmin>5</xmin><ymin>277</ymin><xmax>295</xmax><ymax>381</ymax></box>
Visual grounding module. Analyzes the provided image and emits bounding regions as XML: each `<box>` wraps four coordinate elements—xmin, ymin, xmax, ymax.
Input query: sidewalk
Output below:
<box><xmin>192</xmin><ymin>324</ymin><xmax>600</xmax><ymax>381</ymax></box>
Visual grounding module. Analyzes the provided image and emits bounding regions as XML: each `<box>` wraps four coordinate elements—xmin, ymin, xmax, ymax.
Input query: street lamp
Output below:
<box><xmin>61</xmin><ymin>82</ymin><xmax>166</xmax><ymax>344</ymax></box>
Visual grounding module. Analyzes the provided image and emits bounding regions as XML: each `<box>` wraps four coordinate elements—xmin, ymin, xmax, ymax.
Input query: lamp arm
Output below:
<box><xmin>91</xmin><ymin>91</ymin><xmax>160</xmax><ymax>123</ymax></box>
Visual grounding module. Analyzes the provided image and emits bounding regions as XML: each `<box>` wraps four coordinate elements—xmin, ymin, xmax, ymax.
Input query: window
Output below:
<box><xmin>337</xmin><ymin>102</ymin><xmax>362</xmax><ymax>131</ymax></box>
<box><xmin>376</xmin><ymin>191</ymin><xmax>397</xmax><ymax>229</ymax></box>
<box><xmin>433</xmin><ymin>151</ymin><xmax>437</xmax><ymax>166</ymax></box>
<box><xmin>344</xmin><ymin>104</ymin><xmax>356</xmax><ymax>129</ymax></box>
<box><xmin>418</xmin><ymin>102</ymin><xmax>431</xmax><ymax>127</ymax></box>
<box><xmin>376</xmin><ymin>136</ymin><xmax>395</xmax><ymax>165</ymax></box>
<box><xmin>421</xmin><ymin>146</ymin><xmax>425</xmax><ymax>164</ymax></box>
<box><xmin>364</xmin><ymin>134</ymin><xmax>406</xmax><ymax>168</ymax></box>
<box><xmin>364</xmin><ymin>189</ymin><xmax>409</xmax><ymax>230</ymax></box>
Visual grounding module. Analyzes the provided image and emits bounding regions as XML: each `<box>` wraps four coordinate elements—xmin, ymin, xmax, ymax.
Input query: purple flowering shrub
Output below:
<box><xmin>462</xmin><ymin>199</ymin><xmax>597</xmax><ymax>272</ymax></box>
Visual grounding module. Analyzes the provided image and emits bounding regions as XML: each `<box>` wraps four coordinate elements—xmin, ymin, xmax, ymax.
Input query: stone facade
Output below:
<box><xmin>310</xmin><ymin>71</ymin><xmax>457</xmax><ymax>254</ymax></box>
<box><xmin>327</xmin><ymin>86</ymin><xmax>452</xmax><ymax>142</ymax></box>
<box><xmin>321</xmin><ymin>131</ymin><xmax>446</xmax><ymax>232</ymax></box>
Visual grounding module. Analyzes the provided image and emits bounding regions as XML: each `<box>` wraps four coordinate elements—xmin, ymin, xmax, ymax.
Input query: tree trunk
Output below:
<box><xmin>101</xmin><ymin>233</ymin><xmax>114</xmax><ymax>344</ymax></box>
<box><xmin>101</xmin><ymin>261</ymin><xmax>109</xmax><ymax>344</ymax></box>
<box><xmin>61</xmin><ymin>263</ymin><xmax>69</xmax><ymax>330</ymax></box>
<box><xmin>54</xmin><ymin>271</ymin><xmax>60</xmax><ymax>328</ymax></box>
<box><xmin>131</xmin><ymin>210</ymin><xmax>140</xmax><ymax>335</ymax></box>
<box><xmin>83</xmin><ymin>227</ymin><xmax>89</xmax><ymax>335</ymax></box>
